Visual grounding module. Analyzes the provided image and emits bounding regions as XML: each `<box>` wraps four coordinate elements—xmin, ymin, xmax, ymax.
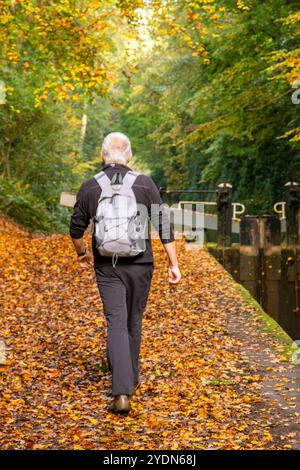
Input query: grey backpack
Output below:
<box><xmin>94</xmin><ymin>170</ymin><xmax>147</xmax><ymax>260</ymax></box>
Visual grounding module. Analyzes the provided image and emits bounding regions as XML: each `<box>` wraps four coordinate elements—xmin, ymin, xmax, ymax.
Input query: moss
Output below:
<box><xmin>204</xmin><ymin>243</ymin><xmax>240</xmax><ymax>251</ymax></box>
<box><xmin>204</xmin><ymin>242</ymin><xmax>218</xmax><ymax>250</ymax></box>
<box><xmin>235</xmin><ymin>281</ymin><xmax>297</xmax><ymax>362</ymax></box>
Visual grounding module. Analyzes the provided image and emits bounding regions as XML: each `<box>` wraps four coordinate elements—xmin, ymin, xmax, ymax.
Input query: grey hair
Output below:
<box><xmin>101</xmin><ymin>132</ymin><xmax>132</xmax><ymax>165</ymax></box>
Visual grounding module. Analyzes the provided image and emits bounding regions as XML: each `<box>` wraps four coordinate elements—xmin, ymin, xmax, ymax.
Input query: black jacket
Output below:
<box><xmin>69</xmin><ymin>163</ymin><xmax>174</xmax><ymax>265</ymax></box>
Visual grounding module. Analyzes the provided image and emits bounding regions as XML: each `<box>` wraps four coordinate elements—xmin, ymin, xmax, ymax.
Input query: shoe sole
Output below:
<box><xmin>111</xmin><ymin>407</ymin><xmax>130</xmax><ymax>414</ymax></box>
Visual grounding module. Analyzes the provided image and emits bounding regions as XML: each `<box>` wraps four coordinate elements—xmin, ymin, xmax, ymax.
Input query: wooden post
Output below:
<box><xmin>216</xmin><ymin>183</ymin><xmax>233</xmax><ymax>248</ymax></box>
<box><xmin>280</xmin><ymin>182</ymin><xmax>300</xmax><ymax>338</ymax></box>
<box><xmin>285</xmin><ymin>181</ymin><xmax>300</xmax><ymax>246</ymax></box>
<box><xmin>239</xmin><ymin>216</ymin><xmax>260</xmax><ymax>300</ymax></box>
<box><xmin>259</xmin><ymin>215</ymin><xmax>281</xmax><ymax>322</ymax></box>
<box><xmin>280</xmin><ymin>246</ymin><xmax>300</xmax><ymax>339</ymax></box>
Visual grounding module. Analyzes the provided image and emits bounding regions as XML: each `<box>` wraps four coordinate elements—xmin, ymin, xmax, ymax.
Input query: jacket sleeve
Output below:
<box><xmin>146</xmin><ymin>177</ymin><xmax>175</xmax><ymax>244</ymax></box>
<box><xmin>69</xmin><ymin>183</ymin><xmax>91</xmax><ymax>239</ymax></box>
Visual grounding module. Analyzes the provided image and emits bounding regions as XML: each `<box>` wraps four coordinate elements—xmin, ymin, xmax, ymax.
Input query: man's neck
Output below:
<box><xmin>102</xmin><ymin>163</ymin><xmax>132</xmax><ymax>171</ymax></box>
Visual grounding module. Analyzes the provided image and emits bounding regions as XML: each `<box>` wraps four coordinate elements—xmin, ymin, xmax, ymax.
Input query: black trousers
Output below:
<box><xmin>94</xmin><ymin>263</ymin><xmax>154</xmax><ymax>396</ymax></box>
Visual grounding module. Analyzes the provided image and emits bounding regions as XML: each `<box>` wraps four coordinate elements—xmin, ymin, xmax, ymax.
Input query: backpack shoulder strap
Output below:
<box><xmin>94</xmin><ymin>170</ymin><xmax>139</xmax><ymax>196</ymax></box>
<box><xmin>122</xmin><ymin>170</ymin><xmax>139</xmax><ymax>190</ymax></box>
<box><xmin>94</xmin><ymin>171</ymin><xmax>112</xmax><ymax>197</ymax></box>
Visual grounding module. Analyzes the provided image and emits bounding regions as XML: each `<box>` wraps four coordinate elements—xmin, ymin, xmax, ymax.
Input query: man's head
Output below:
<box><xmin>101</xmin><ymin>132</ymin><xmax>132</xmax><ymax>165</ymax></box>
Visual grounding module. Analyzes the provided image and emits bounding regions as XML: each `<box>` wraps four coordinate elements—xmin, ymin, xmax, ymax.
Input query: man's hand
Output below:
<box><xmin>162</xmin><ymin>241</ymin><xmax>181</xmax><ymax>284</ymax></box>
<box><xmin>71</xmin><ymin>237</ymin><xmax>92</xmax><ymax>268</ymax></box>
<box><xmin>168</xmin><ymin>263</ymin><xmax>182</xmax><ymax>284</ymax></box>
<box><xmin>77</xmin><ymin>249</ymin><xmax>92</xmax><ymax>268</ymax></box>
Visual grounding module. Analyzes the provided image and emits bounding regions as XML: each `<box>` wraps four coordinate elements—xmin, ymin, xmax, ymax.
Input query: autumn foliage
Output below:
<box><xmin>0</xmin><ymin>0</ymin><xmax>299</xmax><ymax>230</ymax></box>
<box><xmin>1</xmin><ymin>217</ymin><xmax>299</xmax><ymax>449</ymax></box>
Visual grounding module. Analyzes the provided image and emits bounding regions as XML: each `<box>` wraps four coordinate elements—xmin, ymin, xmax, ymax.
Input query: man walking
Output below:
<box><xmin>70</xmin><ymin>132</ymin><xmax>181</xmax><ymax>413</ymax></box>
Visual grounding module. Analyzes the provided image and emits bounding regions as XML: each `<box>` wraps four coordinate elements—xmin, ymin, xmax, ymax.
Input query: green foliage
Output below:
<box><xmin>0</xmin><ymin>175</ymin><xmax>69</xmax><ymax>232</ymax></box>
<box><xmin>0</xmin><ymin>0</ymin><xmax>299</xmax><ymax>231</ymax></box>
<box><xmin>108</xmin><ymin>0</ymin><xmax>300</xmax><ymax>214</ymax></box>
<box><xmin>0</xmin><ymin>67</ymin><xmax>93</xmax><ymax>231</ymax></box>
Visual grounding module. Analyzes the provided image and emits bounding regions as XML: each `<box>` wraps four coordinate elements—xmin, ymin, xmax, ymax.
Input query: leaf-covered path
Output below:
<box><xmin>1</xmin><ymin>218</ymin><xmax>300</xmax><ymax>450</ymax></box>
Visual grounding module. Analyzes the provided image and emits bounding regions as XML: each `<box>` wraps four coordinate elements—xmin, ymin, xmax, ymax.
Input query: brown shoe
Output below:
<box><xmin>110</xmin><ymin>395</ymin><xmax>131</xmax><ymax>414</ymax></box>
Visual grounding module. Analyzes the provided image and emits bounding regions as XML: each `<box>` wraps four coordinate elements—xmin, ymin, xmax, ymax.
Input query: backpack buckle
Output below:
<box><xmin>111</xmin><ymin>172</ymin><xmax>123</xmax><ymax>186</ymax></box>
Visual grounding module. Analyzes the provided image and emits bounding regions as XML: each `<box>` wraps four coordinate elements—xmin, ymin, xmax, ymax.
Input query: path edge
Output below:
<box><xmin>235</xmin><ymin>281</ymin><xmax>298</xmax><ymax>363</ymax></box>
